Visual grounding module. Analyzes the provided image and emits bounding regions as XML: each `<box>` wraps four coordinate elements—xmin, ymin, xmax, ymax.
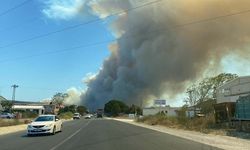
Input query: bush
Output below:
<box><xmin>21</xmin><ymin>111</ymin><xmax>38</xmax><ymax>118</ymax></box>
<box><xmin>137</xmin><ymin>113</ymin><xmax>216</xmax><ymax>133</ymax></box>
<box><xmin>0</xmin><ymin>119</ymin><xmax>23</xmax><ymax>127</ymax></box>
<box><xmin>59</xmin><ymin>112</ymin><xmax>73</xmax><ymax>119</ymax></box>
<box><xmin>185</xmin><ymin>114</ymin><xmax>216</xmax><ymax>132</ymax></box>
<box><xmin>104</xmin><ymin>100</ymin><xmax>129</xmax><ymax>116</ymax></box>
<box><xmin>138</xmin><ymin>114</ymin><xmax>171</xmax><ymax>125</ymax></box>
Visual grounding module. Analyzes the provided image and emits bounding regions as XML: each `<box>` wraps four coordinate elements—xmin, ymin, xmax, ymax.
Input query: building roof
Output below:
<box><xmin>12</xmin><ymin>105</ymin><xmax>45</xmax><ymax>110</ymax></box>
<box><xmin>7</xmin><ymin>100</ymin><xmax>47</xmax><ymax>106</ymax></box>
<box><xmin>0</xmin><ymin>96</ymin><xmax>7</xmax><ymax>101</ymax></box>
<box><xmin>143</xmin><ymin>106</ymin><xmax>180</xmax><ymax>110</ymax></box>
<box><xmin>217</xmin><ymin>76</ymin><xmax>250</xmax><ymax>89</ymax></box>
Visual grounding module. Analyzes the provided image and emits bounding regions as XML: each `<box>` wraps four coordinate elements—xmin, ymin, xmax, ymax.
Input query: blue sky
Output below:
<box><xmin>0</xmin><ymin>0</ymin><xmax>112</xmax><ymax>101</ymax></box>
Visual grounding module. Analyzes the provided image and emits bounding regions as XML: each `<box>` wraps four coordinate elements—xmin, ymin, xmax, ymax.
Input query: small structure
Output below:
<box><xmin>143</xmin><ymin>106</ymin><xmax>180</xmax><ymax>117</ymax></box>
<box><xmin>185</xmin><ymin>107</ymin><xmax>202</xmax><ymax>118</ymax></box>
<box><xmin>214</xmin><ymin>102</ymin><xmax>235</xmax><ymax>123</ymax></box>
<box><xmin>215</xmin><ymin>76</ymin><xmax>250</xmax><ymax>132</ymax></box>
<box><xmin>43</xmin><ymin>104</ymin><xmax>60</xmax><ymax>115</ymax></box>
<box><xmin>12</xmin><ymin>105</ymin><xmax>45</xmax><ymax>115</ymax></box>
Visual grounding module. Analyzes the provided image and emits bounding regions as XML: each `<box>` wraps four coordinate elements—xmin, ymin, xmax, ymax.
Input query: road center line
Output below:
<box><xmin>50</xmin><ymin>120</ymin><xmax>91</xmax><ymax>150</ymax></box>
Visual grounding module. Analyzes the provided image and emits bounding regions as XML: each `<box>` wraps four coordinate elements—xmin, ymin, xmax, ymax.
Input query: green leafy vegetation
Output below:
<box><xmin>104</xmin><ymin>100</ymin><xmax>142</xmax><ymax>117</ymax></box>
<box><xmin>77</xmin><ymin>105</ymin><xmax>87</xmax><ymax>116</ymax></box>
<box><xmin>58</xmin><ymin>112</ymin><xmax>74</xmax><ymax>119</ymax></box>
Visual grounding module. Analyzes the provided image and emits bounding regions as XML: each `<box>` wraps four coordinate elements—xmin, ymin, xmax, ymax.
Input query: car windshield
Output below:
<box><xmin>34</xmin><ymin>116</ymin><xmax>54</xmax><ymax>122</ymax></box>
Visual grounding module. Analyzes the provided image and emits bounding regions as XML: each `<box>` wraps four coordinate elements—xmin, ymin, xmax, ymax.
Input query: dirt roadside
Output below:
<box><xmin>0</xmin><ymin>124</ymin><xmax>27</xmax><ymax>136</ymax></box>
<box><xmin>110</xmin><ymin>118</ymin><xmax>250</xmax><ymax>150</ymax></box>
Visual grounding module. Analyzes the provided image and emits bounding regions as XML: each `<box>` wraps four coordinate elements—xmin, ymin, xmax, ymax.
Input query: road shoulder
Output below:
<box><xmin>110</xmin><ymin>118</ymin><xmax>250</xmax><ymax>150</ymax></box>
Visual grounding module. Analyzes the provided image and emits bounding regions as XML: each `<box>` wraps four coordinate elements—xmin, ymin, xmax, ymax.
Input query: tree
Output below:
<box><xmin>128</xmin><ymin>104</ymin><xmax>142</xmax><ymax>115</ymax></box>
<box><xmin>0</xmin><ymin>100</ymin><xmax>12</xmax><ymax>112</ymax></box>
<box><xmin>51</xmin><ymin>93</ymin><xmax>68</xmax><ymax>106</ymax></box>
<box><xmin>186</xmin><ymin>73</ymin><xmax>238</xmax><ymax>106</ymax></box>
<box><xmin>111</xmin><ymin>103</ymin><xmax>121</xmax><ymax>116</ymax></box>
<box><xmin>59</xmin><ymin>105</ymin><xmax>76</xmax><ymax>114</ymax></box>
<box><xmin>77</xmin><ymin>106</ymin><xmax>87</xmax><ymax>116</ymax></box>
<box><xmin>185</xmin><ymin>73</ymin><xmax>238</xmax><ymax>115</ymax></box>
<box><xmin>104</xmin><ymin>100</ymin><xmax>129</xmax><ymax>116</ymax></box>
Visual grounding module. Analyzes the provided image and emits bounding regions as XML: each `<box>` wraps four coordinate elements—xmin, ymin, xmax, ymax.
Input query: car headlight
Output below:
<box><xmin>45</xmin><ymin>124</ymin><xmax>53</xmax><ymax>127</ymax></box>
<box><xmin>28</xmin><ymin>125</ymin><xmax>32</xmax><ymax>128</ymax></box>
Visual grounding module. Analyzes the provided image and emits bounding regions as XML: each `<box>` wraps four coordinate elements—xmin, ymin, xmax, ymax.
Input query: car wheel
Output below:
<box><xmin>52</xmin><ymin>126</ymin><xmax>56</xmax><ymax>135</ymax></box>
<box><xmin>60</xmin><ymin>125</ymin><xmax>62</xmax><ymax>132</ymax></box>
<box><xmin>27</xmin><ymin>134</ymin><xmax>31</xmax><ymax>137</ymax></box>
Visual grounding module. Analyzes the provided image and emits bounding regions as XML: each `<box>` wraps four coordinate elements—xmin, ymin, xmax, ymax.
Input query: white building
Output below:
<box><xmin>216</xmin><ymin>76</ymin><xmax>250</xmax><ymax>103</ymax></box>
<box><xmin>12</xmin><ymin>105</ymin><xmax>45</xmax><ymax>115</ymax></box>
<box><xmin>143</xmin><ymin>106</ymin><xmax>180</xmax><ymax>117</ymax></box>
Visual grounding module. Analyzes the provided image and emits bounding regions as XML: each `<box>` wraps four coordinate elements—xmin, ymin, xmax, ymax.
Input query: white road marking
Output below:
<box><xmin>50</xmin><ymin>120</ymin><xmax>91</xmax><ymax>150</ymax></box>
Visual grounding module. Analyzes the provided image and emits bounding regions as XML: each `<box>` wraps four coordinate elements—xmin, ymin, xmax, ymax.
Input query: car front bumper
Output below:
<box><xmin>27</xmin><ymin>127</ymin><xmax>53</xmax><ymax>135</ymax></box>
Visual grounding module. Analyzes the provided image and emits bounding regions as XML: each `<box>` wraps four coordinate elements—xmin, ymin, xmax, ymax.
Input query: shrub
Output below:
<box><xmin>59</xmin><ymin>112</ymin><xmax>73</xmax><ymax>119</ymax></box>
<box><xmin>21</xmin><ymin>111</ymin><xmax>38</xmax><ymax>118</ymax></box>
<box><xmin>137</xmin><ymin>113</ymin><xmax>217</xmax><ymax>133</ymax></box>
<box><xmin>0</xmin><ymin>119</ymin><xmax>22</xmax><ymax>127</ymax></box>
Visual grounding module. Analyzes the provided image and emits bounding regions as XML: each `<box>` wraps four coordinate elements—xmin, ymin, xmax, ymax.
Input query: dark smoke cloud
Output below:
<box><xmin>77</xmin><ymin>0</ymin><xmax>250</xmax><ymax>109</ymax></box>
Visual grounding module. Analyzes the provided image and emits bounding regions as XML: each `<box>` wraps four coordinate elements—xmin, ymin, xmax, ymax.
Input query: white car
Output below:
<box><xmin>84</xmin><ymin>114</ymin><xmax>92</xmax><ymax>119</ymax></box>
<box><xmin>27</xmin><ymin>115</ymin><xmax>62</xmax><ymax>136</ymax></box>
<box><xmin>73</xmin><ymin>113</ymin><xmax>81</xmax><ymax>119</ymax></box>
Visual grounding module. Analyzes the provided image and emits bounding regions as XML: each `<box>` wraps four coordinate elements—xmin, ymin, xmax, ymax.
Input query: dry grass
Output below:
<box><xmin>137</xmin><ymin>114</ymin><xmax>225</xmax><ymax>134</ymax></box>
<box><xmin>0</xmin><ymin>119</ymin><xmax>24</xmax><ymax>127</ymax></box>
<box><xmin>59</xmin><ymin>112</ymin><xmax>74</xmax><ymax>119</ymax></box>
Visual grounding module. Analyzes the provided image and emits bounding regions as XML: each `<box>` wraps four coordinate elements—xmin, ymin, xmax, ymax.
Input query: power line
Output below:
<box><xmin>173</xmin><ymin>9</ymin><xmax>250</xmax><ymax>28</ymax></box>
<box><xmin>0</xmin><ymin>0</ymin><xmax>32</xmax><ymax>17</ymax></box>
<box><xmin>0</xmin><ymin>39</ymin><xmax>114</xmax><ymax>63</ymax></box>
<box><xmin>0</xmin><ymin>0</ymin><xmax>163</xmax><ymax>49</ymax></box>
<box><xmin>11</xmin><ymin>84</ymin><xmax>19</xmax><ymax>102</ymax></box>
<box><xmin>1</xmin><ymin>5</ymin><xmax>250</xmax><ymax>63</ymax></box>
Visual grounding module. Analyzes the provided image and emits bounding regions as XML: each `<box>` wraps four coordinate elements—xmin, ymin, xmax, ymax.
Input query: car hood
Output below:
<box><xmin>30</xmin><ymin>121</ymin><xmax>54</xmax><ymax>126</ymax></box>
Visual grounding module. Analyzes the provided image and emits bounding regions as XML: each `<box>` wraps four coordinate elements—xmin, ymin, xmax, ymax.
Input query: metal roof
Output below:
<box><xmin>12</xmin><ymin>105</ymin><xmax>45</xmax><ymax>110</ymax></box>
<box><xmin>217</xmin><ymin>76</ymin><xmax>250</xmax><ymax>89</ymax></box>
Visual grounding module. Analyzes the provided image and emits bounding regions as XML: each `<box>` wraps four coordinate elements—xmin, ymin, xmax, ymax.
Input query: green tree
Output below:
<box><xmin>59</xmin><ymin>105</ymin><xmax>76</xmax><ymax>114</ymax></box>
<box><xmin>0</xmin><ymin>100</ymin><xmax>12</xmax><ymax>112</ymax></box>
<box><xmin>111</xmin><ymin>103</ymin><xmax>121</xmax><ymax>116</ymax></box>
<box><xmin>104</xmin><ymin>100</ymin><xmax>129</xmax><ymax>116</ymax></box>
<box><xmin>129</xmin><ymin>104</ymin><xmax>142</xmax><ymax>115</ymax></box>
<box><xmin>186</xmin><ymin>73</ymin><xmax>238</xmax><ymax>115</ymax></box>
<box><xmin>77</xmin><ymin>105</ymin><xmax>87</xmax><ymax>116</ymax></box>
<box><xmin>51</xmin><ymin>93</ymin><xmax>68</xmax><ymax>106</ymax></box>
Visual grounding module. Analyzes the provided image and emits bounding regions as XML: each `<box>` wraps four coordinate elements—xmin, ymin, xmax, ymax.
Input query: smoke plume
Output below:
<box><xmin>44</xmin><ymin>0</ymin><xmax>250</xmax><ymax>108</ymax></box>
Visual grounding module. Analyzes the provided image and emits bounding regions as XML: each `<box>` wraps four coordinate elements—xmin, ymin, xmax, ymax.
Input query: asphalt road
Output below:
<box><xmin>0</xmin><ymin>119</ymin><xmax>221</xmax><ymax>150</ymax></box>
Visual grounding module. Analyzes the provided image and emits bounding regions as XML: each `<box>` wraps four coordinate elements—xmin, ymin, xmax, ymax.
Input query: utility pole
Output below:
<box><xmin>11</xmin><ymin>84</ymin><xmax>19</xmax><ymax>103</ymax></box>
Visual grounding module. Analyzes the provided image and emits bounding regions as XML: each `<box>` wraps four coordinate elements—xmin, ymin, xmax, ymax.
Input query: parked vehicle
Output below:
<box><xmin>0</xmin><ymin>112</ymin><xmax>15</xmax><ymax>119</ymax></box>
<box><xmin>27</xmin><ymin>115</ymin><xmax>62</xmax><ymax>136</ymax></box>
<box><xmin>73</xmin><ymin>113</ymin><xmax>81</xmax><ymax>119</ymax></box>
